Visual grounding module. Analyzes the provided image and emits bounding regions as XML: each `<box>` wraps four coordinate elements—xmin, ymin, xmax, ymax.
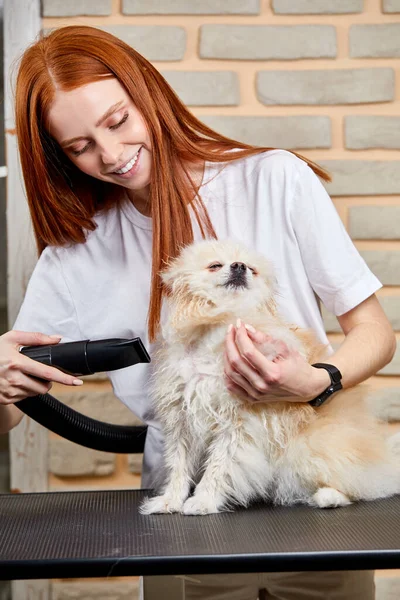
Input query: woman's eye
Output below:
<box><xmin>71</xmin><ymin>143</ymin><xmax>91</xmax><ymax>156</ymax></box>
<box><xmin>109</xmin><ymin>112</ymin><xmax>129</xmax><ymax>130</ymax></box>
<box><xmin>208</xmin><ymin>263</ymin><xmax>223</xmax><ymax>271</ymax></box>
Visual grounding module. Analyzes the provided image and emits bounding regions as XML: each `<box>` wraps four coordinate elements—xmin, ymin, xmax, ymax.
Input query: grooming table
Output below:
<box><xmin>0</xmin><ymin>489</ymin><xmax>399</xmax><ymax>580</ymax></box>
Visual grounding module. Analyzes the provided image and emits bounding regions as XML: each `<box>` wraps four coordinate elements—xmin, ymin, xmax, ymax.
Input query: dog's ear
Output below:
<box><xmin>161</xmin><ymin>268</ymin><xmax>187</xmax><ymax>300</ymax></box>
<box><xmin>259</xmin><ymin>271</ymin><xmax>278</xmax><ymax>316</ymax></box>
<box><xmin>160</xmin><ymin>253</ymin><xmax>183</xmax><ymax>294</ymax></box>
<box><xmin>160</xmin><ymin>268</ymin><xmax>174</xmax><ymax>295</ymax></box>
<box><xmin>160</xmin><ymin>245</ymin><xmax>187</xmax><ymax>294</ymax></box>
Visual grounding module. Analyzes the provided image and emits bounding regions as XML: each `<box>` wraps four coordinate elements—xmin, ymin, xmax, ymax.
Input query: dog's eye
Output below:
<box><xmin>248</xmin><ymin>266</ymin><xmax>258</xmax><ymax>276</ymax></box>
<box><xmin>207</xmin><ymin>263</ymin><xmax>223</xmax><ymax>271</ymax></box>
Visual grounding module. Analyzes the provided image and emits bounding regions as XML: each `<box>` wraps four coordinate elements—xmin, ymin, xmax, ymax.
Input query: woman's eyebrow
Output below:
<box><xmin>95</xmin><ymin>100</ymin><xmax>124</xmax><ymax>127</ymax></box>
<box><xmin>60</xmin><ymin>100</ymin><xmax>125</xmax><ymax>147</ymax></box>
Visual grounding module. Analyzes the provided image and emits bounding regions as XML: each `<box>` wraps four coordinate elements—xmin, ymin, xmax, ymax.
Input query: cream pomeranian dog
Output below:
<box><xmin>140</xmin><ymin>239</ymin><xmax>400</xmax><ymax>516</ymax></box>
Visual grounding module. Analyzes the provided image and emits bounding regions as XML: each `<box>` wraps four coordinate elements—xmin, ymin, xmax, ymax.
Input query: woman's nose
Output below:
<box><xmin>99</xmin><ymin>141</ymin><xmax>123</xmax><ymax>166</ymax></box>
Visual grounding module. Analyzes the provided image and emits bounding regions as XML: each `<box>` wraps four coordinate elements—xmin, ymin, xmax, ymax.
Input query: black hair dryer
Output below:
<box><xmin>16</xmin><ymin>338</ymin><xmax>151</xmax><ymax>454</ymax></box>
<box><xmin>20</xmin><ymin>337</ymin><xmax>151</xmax><ymax>376</ymax></box>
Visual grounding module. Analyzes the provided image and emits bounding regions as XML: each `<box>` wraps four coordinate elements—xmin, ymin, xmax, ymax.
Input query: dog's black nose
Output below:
<box><xmin>230</xmin><ymin>262</ymin><xmax>246</xmax><ymax>272</ymax></box>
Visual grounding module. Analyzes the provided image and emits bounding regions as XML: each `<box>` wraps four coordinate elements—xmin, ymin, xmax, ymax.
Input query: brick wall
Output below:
<box><xmin>40</xmin><ymin>1</ymin><xmax>400</xmax><ymax>598</ymax></box>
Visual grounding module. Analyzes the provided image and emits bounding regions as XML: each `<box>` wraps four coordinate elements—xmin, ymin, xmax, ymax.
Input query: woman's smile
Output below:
<box><xmin>110</xmin><ymin>146</ymin><xmax>143</xmax><ymax>178</ymax></box>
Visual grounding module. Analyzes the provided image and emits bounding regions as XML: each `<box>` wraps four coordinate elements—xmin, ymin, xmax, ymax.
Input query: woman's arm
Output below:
<box><xmin>224</xmin><ymin>294</ymin><xmax>396</xmax><ymax>403</ymax></box>
<box><xmin>322</xmin><ymin>294</ymin><xmax>396</xmax><ymax>390</ymax></box>
<box><xmin>0</xmin><ymin>404</ymin><xmax>24</xmax><ymax>434</ymax></box>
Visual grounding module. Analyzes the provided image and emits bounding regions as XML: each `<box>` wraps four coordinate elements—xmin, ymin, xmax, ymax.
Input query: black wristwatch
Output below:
<box><xmin>309</xmin><ymin>363</ymin><xmax>343</xmax><ymax>407</ymax></box>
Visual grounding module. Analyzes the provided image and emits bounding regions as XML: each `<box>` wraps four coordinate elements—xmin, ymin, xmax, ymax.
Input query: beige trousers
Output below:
<box><xmin>141</xmin><ymin>571</ymin><xmax>375</xmax><ymax>600</ymax></box>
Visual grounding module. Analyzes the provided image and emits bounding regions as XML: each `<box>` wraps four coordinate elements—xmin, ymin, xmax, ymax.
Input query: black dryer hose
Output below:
<box><xmin>16</xmin><ymin>393</ymin><xmax>147</xmax><ymax>453</ymax></box>
<box><xmin>15</xmin><ymin>337</ymin><xmax>150</xmax><ymax>454</ymax></box>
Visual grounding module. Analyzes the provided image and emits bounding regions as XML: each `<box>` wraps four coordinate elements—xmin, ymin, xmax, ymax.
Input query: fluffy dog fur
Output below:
<box><xmin>140</xmin><ymin>239</ymin><xmax>400</xmax><ymax>516</ymax></box>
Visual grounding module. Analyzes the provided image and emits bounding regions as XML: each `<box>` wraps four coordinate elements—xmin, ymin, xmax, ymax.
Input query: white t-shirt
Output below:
<box><xmin>13</xmin><ymin>150</ymin><xmax>382</xmax><ymax>487</ymax></box>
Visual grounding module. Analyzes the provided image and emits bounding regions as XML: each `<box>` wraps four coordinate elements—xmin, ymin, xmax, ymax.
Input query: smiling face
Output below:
<box><xmin>47</xmin><ymin>77</ymin><xmax>152</xmax><ymax>200</ymax></box>
<box><xmin>163</xmin><ymin>240</ymin><xmax>277</xmax><ymax>316</ymax></box>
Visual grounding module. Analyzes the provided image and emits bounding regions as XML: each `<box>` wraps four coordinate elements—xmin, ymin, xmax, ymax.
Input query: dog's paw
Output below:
<box><xmin>312</xmin><ymin>487</ymin><xmax>352</xmax><ymax>508</ymax></box>
<box><xmin>182</xmin><ymin>495</ymin><xmax>220</xmax><ymax>516</ymax></box>
<box><xmin>139</xmin><ymin>494</ymin><xmax>184</xmax><ymax>515</ymax></box>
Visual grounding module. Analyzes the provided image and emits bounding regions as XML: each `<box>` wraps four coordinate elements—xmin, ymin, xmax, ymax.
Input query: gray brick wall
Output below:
<box><xmin>272</xmin><ymin>0</ymin><xmax>363</xmax><ymax>13</ymax></box>
<box><xmin>42</xmin><ymin>0</ymin><xmax>112</xmax><ymax>16</ymax></box>
<box><xmin>52</xmin><ymin>581</ymin><xmax>139</xmax><ymax>600</ymax></box>
<box><xmin>122</xmin><ymin>0</ymin><xmax>260</xmax><ymax>14</ymax></box>
<box><xmin>49</xmin><ymin>439</ymin><xmax>116</xmax><ymax>477</ymax></box>
<box><xmin>162</xmin><ymin>71</ymin><xmax>239</xmax><ymax>106</ymax></box>
<box><xmin>359</xmin><ymin>251</ymin><xmax>400</xmax><ymax>286</ymax></box>
<box><xmin>257</xmin><ymin>69</ymin><xmax>394</xmax><ymax>105</ymax></box>
<box><xmin>129</xmin><ymin>454</ymin><xmax>143</xmax><ymax>474</ymax></box>
<box><xmin>379</xmin><ymin>297</ymin><xmax>400</xmax><ymax>332</ymax></box>
<box><xmin>322</xmin><ymin>296</ymin><xmax>400</xmax><ymax>332</ymax></box>
<box><xmin>345</xmin><ymin>116</ymin><xmax>400</xmax><ymax>150</ymax></box>
<box><xmin>383</xmin><ymin>0</ymin><xmax>400</xmax><ymax>12</ymax></box>
<box><xmin>320</xmin><ymin>161</ymin><xmax>400</xmax><ymax>196</ymax></box>
<box><xmin>199</xmin><ymin>115</ymin><xmax>331</xmax><ymax>149</ymax></box>
<box><xmin>348</xmin><ymin>206</ymin><xmax>400</xmax><ymax>239</ymax></box>
<box><xmin>200</xmin><ymin>25</ymin><xmax>336</xmax><ymax>60</ymax></box>
<box><xmin>350</xmin><ymin>24</ymin><xmax>400</xmax><ymax>58</ymax></box>
<box><xmin>100</xmin><ymin>26</ymin><xmax>186</xmax><ymax>61</ymax></box>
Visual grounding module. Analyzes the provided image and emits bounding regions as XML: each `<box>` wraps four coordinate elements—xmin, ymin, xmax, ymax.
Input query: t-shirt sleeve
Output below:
<box><xmin>290</xmin><ymin>159</ymin><xmax>382</xmax><ymax>316</ymax></box>
<box><xmin>12</xmin><ymin>246</ymin><xmax>82</xmax><ymax>343</ymax></box>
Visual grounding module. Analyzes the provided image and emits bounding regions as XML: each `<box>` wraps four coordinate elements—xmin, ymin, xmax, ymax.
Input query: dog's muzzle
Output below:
<box><xmin>224</xmin><ymin>262</ymin><xmax>248</xmax><ymax>289</ymax></box>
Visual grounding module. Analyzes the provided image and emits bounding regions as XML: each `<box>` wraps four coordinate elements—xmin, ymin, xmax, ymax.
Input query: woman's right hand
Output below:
<box><xmin>0</xmin><ymin>330</ymin><xmax>83</xmax><ymax>405</ymax></box>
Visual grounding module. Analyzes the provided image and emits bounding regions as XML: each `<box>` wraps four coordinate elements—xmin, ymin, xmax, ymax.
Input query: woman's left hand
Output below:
<box><xmin>223</xmin><ymin>320</ymin><xmax>329</xmax><ymax>403</ymax></box>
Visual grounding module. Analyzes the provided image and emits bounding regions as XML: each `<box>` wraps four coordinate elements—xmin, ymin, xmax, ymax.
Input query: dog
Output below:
<box><xmin>140</xmin><ymin>239</ymin><xmax>400</xmax><ymax>515</ymax></box>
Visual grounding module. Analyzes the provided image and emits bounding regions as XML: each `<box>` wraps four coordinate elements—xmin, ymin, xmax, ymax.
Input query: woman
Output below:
<box><xmin>0</xmin><ymin>25</ymin><xmax>395</xmax><ymax>599</ymax></box>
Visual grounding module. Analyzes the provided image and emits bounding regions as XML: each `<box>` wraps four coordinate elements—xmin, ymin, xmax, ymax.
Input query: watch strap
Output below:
<box><xmin>309</xmin><ymin>363</ymin><xmax>343</xmax><ymax>407</ymax></box>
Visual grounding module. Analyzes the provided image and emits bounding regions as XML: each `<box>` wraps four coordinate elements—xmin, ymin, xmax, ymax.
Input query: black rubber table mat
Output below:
<box><xmin>0</xmin><ymin>489</ymin><xmax>399</xmax><ymax>580</ymax></box>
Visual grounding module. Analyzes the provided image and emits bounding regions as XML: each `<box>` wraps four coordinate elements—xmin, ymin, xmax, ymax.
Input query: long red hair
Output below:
<box><xmin>15</xmin><ymin>25</ymin><xmax>330</xmax><ymax>341</ymax></box>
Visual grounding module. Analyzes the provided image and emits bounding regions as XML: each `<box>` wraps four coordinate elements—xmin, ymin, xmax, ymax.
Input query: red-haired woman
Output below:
<box><xmin>1</xmin><ymin>26</ymin><xmax>395</xmax><ymax>599</ymax></box>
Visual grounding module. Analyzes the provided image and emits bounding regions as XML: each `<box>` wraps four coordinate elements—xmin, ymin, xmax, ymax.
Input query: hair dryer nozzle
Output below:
<box><xmin>20</xmin><ymin>337</ymin><xmax>150</xmax><ymax>376</ymax></box>
<box><xmin>86</xmin><ymin>338</ymin><xmax>150</xmax><ymax>373</ymax></box>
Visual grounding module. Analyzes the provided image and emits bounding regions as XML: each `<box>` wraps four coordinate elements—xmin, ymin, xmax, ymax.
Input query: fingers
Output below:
<box><xmin>1</xmin><ymin>372</ymin><xmax>53</xmax><ymax>404</ymax></box>
<box><xmin>19</xmin><ymin>372</ymin><xmax>53</xmax><ymax>396</ymax></box>
<box><xmin>242</xmin><ymin>325</ymin><xmax>291</xmax><ymax>361</ymax></box>
<box><xmin>243</xmin><ymin>325</ymin><xmax>270</xmax><ymax>345</ymax></box>
<box><xmin>223</xmin><ymin>351</ymin><xmax>260</xmax><ymax>398</ymax></box>
<box><xmin>224</xmin><ymin>374</ymin><xmax>254</xmax><ymax>402</ymax></box>
<box><xmin>224</xmin><ymin>323</ymin><xmax>303</xmax><ymax>404</ymax></box>
<box><xmin>0</xmin><ymin>330</ymin><xmax>84</xmax><ymax>407</ymax></box>
<box><xmin>5</xmin><ymin>330</ymin><xmax>63</xmax><ymax>348</ymax></box>
<box><xmin>2</xmin><ymin>331</ymin><xmax>83</xmax><ymax>388</ymax></box>
<box><xmin>234</xmin><ymin>324</ymin><xmax>281</xmax><ymax>385</ymax></box>
<box><xmin>224</xmin><ymin>325</ymin><xmax>270</xmax><ymax>397</ymax></box>
<box><xmin>17</xmin><ymin>357</ymin><xmax>83</xmax><ymax>387</ymax></box>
